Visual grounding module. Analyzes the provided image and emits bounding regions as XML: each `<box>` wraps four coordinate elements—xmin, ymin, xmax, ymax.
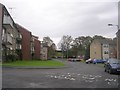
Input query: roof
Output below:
<box><xmin>32</xmin><ymin>35</ymin><xmax>39</xmax><ymax>39</ymax></box>
<box><xmin>16</xmin><ymin>23</ymin><xmax>31</xmax><ymax>33</ymax></box>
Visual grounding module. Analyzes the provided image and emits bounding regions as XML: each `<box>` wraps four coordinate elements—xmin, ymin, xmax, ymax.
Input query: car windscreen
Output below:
<box><xmin>110</xmin><ymin>60</ymin><xmax>120</xmax><ymax>64</ymax></box>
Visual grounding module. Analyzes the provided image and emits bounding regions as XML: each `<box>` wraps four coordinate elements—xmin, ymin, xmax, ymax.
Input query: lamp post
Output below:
<box><xmin>108</xmin><ymin>24</ymin><xmax>120</xmax><ymax>59</ymax></box>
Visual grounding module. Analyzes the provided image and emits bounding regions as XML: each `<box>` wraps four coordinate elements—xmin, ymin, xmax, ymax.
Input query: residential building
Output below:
<box><xmin>116</xmin><ymin>30</ymin><xmax>120</xmax><ymax>59</ymax></box>
<box><xmin>0</xmin><ymin>4</ymin><xmax>2</xmax><ymax>61</ymax></box>
<box><xmin>32</xmin><ymin>35</ymin><xmax>41</xmax><ymax>60</ymax></box>
<box><xmin>0</xmin><ymin>3</ymin><xmax>22</xmax><ymax>61</ymax></box>
<box><xmin>40</xmin><ymin>41</ymin><xmax>48</xmax><ymax>60</ymax></box>
<box><xmin>40</xmin><ymin>46</ymin><xmax>48</xmax><ymax>60</ymax></box>
<box><xmin>16</xmin><ymin>24</ymin><xmax>32</xmax><ymax>60</ymax></box>
<box><xmin>0</xmin><ymin>3</ymin><xmax>41</xmax><ymax>61</ymax></box>
<box><xmin>118</xmin><ymin>1</ymin><xmax>120</xmax><ymax>59</ymax></box>
<box><xmin>90</xmin><ymin>39</ymin><xmax>117</xmax><ymax>60</ymax></box>
<box><xmin>90</xmin><ymin>39</ymin><xmax>102</xmax><ymax>59</ymax></box>
<box><xmin>17</xmin><ymin>24</ymin><xmax>41</xmax><ymax>60</ymax></box>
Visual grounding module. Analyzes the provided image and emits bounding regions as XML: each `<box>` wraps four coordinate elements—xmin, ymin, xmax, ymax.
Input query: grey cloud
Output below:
<box><xmin>0</xmin><ymin>0</ymin><xmax>118</xmax><ymax>45</ymax></box>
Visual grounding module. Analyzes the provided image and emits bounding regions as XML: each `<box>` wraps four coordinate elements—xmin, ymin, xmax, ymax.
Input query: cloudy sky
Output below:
<box><xmin>0</xmin><ymin>0</ymin><xmax>119</xmax><ymax>46</ymax></box>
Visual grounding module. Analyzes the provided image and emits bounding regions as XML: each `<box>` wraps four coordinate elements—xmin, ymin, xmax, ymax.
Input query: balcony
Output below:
<box><xmin>2</xmin><ymin>35</ymin><xmax>7</xmax><ymax>46</ymax></box>
<box><xmin>31</xmin><ymin>47</ymin><xmax>35</xmax><ymax>54</ymax></box>
<box><xmin>7</xmin><ymin>34</ymin><xmax>12</xmax><ymax>45</ymax></box>
<box><xmin>16</xmin><ymin>44</ymin><xmax>22</xmax><ymax>50</ymax></box>
<box><xmin>30</xmin><ymin>37</ymin><xmax>34</xmax><ymax>42</ymax></box>
<box><xmin>3</xmin><ymin>15</ymin><xmax>13</xmax><ymax>29</ymax></box>
<box><xmin>16</xmin><ymin>34</ymin><xmax>22</xmax><ymax>43</ymax></box>
<box><xmin>31</xmin><ymin>43</ymin><xmax>35</xmax><ymax>54</ymax></box>
<box><xmin>2</xmin><ymin>34</ymin><xmax>12</xmax><ymax>45</ymax></box>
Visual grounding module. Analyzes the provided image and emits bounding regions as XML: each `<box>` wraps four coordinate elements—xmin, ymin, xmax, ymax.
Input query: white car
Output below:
<box><xmin>86</xmin><ymin>58</ymin><xmax>93</xmax><ymax>64</ymax></box>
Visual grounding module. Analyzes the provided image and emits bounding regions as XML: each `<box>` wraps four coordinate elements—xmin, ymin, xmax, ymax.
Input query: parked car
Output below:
<box><xmin>68</xmin><ymin>58</ymin><xmax>72</xmax><ymax>61</ymax></box>
<box><xmin>103</xmin><ymin>59</ymin><xmax>109</xmax><ymax>67</ymax></box>
<box><xmin>47</xmin><ymin>58</ymin><xmax>52</xmax><ymax>60</ymax></box>
<box><xmin>68</xmin><ymin>58</ymin><xmax>81</xmax><ymax>62</ymax></box>
<box><xmin>104</xmin><ymin>58</ymin><xmax>120</xmax><ymax>74</ymax></box>
<box><xmin>86</xmin><ymin>58</ymin><xmax>93</xmax><ymax>64</ymax></box>
<box><xmin>93</xmin><ymin>59</ymin><xmax>107</xmax><ymax>64</ymax></box>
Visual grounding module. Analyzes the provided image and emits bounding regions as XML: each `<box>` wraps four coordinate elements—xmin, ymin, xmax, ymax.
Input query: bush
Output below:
<box><xmin>6</xmin><ymin>54</ymin><xmax>16</xmax><ymax>62</ymax></box>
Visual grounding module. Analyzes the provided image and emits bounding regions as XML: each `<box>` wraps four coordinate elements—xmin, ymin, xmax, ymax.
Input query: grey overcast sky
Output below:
<box><xmin>0</xmin><ymin>0</ymin><xmax>119</xmax><ymax>46</ymax></box>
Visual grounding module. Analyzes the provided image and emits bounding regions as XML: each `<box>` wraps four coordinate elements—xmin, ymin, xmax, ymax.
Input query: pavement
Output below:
<box><xmin>2</xmin><ymin>59</ymin><xmax>120</xmax><ymax>88</ymax></box>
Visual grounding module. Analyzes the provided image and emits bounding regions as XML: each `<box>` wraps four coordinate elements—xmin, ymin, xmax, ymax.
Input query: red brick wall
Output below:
<box><xmin>34</xmin><ymin>39</ymin><xmax>41</xmax><ymax>59</ymax></box>
<box><xmin>17</xmin><ymin>24</ymin><xmax>32</xmax><ymax>60</ymax></box>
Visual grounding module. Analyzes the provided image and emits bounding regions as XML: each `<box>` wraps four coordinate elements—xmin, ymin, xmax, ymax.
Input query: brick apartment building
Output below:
<box><xmin>40</xmin><ymin>41</ymin><xmax>48</xmax><ymax>60</ymax></box>
<box><xmin>16</xmin><ymin>24</ymin><xmax>33</xmax><ymax>60</ymax></box>
<box><xmin>32</xmin><ymin>35</ymin><xmax>41</xmax><ymax>60</ymax></box>
<box><xmin>118</xmin><ymin>1</ymin><xmax>120</xmax><ymax>59</ymax></box>
<box><xmin>0</xmin><ymin>4</ymin><xmax>3</xmax><ymax>61</ymax></box>
<box><xmin>0</xmin><ymin>3</ymin><xmax>22</xmax><ymax>61</ymax></box>
<box><xmin>90</xmin><ymin>39</ymin><xmax>117</xmax><ymax>60</ymax></box>
<box><xmin>16</xmin><ymin>24</ymin><xmax>41</xmax><ymax>60</ymax></box>
<box><xmin>117</xmin><ymin>30</ymin><xmax>120</xmax><ymax>59</ymax></box>
<box><xmin>0</xmin><ymin>3</ymin><xmax>41</xmax><ymax>61</ymax></box>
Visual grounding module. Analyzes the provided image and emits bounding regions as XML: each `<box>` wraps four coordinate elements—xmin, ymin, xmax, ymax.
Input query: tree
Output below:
<box><xmin>43</xmin><ymin>36</ymin><xmax>53</xmax><ymax>47</ymax></box>
<box><xmin>58</xmin><ymin>35</ymin><xmax>73</xmax><ymax>58</ymax></box>
<box><xmin>48</xmin><ymin>43</ymin><xmax>56</xmax><ymax>58</ymax></box>
<box><xmin>84</xmin><ymin>44</ymin><xmax>90</xmax><ymax>60</ymax></box>
<box><xmin>93</xmin><ymin>35</ymin><xmax>105</xmax><ymax>40</ymax></box>
<box><xmin>71</xmin><ymin>36</ymin><xmax>92</xmax><ymax>58</ymax></box>
<box><xmin>71</xmin><ymin>36</ymin><xmax>85</xmax><ymax>56</ymax></box>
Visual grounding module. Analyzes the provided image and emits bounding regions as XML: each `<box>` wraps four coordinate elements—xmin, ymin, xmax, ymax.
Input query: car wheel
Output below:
<box><xmin>105</xmin><ymin>69</ymin><xmax>106</xmax><ymax>72</ymax></box>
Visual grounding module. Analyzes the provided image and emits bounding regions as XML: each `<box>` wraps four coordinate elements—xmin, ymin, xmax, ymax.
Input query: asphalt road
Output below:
<box><xmin>2</xmin><ymin>59</ymin><xmax>120</xmax><ymax>88</ymax></box>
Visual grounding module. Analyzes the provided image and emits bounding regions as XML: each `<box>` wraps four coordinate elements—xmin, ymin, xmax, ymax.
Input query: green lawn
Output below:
<box><xmin>2</xmin><ymin>60</ymin><xmax>65</xmax><ymax>67</ymax></box>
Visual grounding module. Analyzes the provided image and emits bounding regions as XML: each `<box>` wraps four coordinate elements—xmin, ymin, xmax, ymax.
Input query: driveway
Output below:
<box><xmin>2</xmin><ymin>59</ymin><xmax>120</xmax><ymax>88</ymax></box>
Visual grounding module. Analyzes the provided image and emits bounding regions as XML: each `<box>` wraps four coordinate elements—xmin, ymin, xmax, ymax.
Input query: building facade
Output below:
<box><xmin>32</xmin><ymin>35</ymin><xmax>41</xmax><ymax>60</ymax></box>
<box><xmin>102</xmin><ymin>44</ymin><xmax>109</xmax><ymax>59</ymax></box>
<box><xmin>90</xmin><ymin>40</ymin><xmax>102</xmax><ymax>59</ymax></box>
<box><xmin>0</xmin><ymin>3</ymin><xmax>42</xmax><ymax>61</ymax></box>
<box><xmin>40</xmin><ymin>41</ymin><xmax>48</xmax><ymax>60</ymax></box>
<box><xmin>16</xmin><ymin>24</ymin><xmax>32</xmax><ymax>60</ymax></box>
<box><xmin>118</xmin><ymin>1</ymin><xmax>120</xmax><ymax>59</ymax></box>
<box><xmin>117</xmin><ymin>30</ymin><xmax>120</xmax><ymax>59</ymax></box>
<box><xmin>0</xmin><ymin>4</ymin><xmax>3</xmax><ymax>61</ymax></box>
<box><xmin>40</xmin><ymin>46</ymin><xmax>48</xmax><ymax>60</ymax></box>
<box><xmin>90</xmin><ymin>39</ymin><xmax>117</xmax><ymax>59</ymax></box>
<box><xmin>17</xmin><ymin>24</ymin><xmax>41</xmax><ymax>60</ymax></box>
<box><xmin>0</xmin><ymin>4</ymin><xmax>22</xmax><ymax>61</ymax></box>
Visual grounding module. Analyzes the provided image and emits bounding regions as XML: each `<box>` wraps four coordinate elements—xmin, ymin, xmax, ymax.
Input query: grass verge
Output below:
<box><xmin>2</xmin><ymin>60</ymin><xmax>65</xmax><ymax>67</ymax></box>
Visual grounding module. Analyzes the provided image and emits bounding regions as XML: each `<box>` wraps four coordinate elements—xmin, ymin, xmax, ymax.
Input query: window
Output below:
<box><xmin>10</xmin><ymin>34</ymin><xmax>13</xmax><ymax>37</ymax></box>
<box><xmin>2</xmin><ymin>28</ymin><xmax>6</xmax><ymax>41</ymax></box>
<box><xmin>103</xmin><ymin>44</ymin><xmax>109</xmax><ymax>48</ymax></box>
<box><xmin>104</xmin><ymin>51</ymin><xmax>109</xmax><ymax>54</ymax></box>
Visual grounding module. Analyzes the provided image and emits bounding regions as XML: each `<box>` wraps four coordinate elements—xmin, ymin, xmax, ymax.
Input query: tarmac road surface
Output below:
<box><xmin>2</xmin><ymin>59</ymin><xmax>120</xmax><ymax>88</ymax></box>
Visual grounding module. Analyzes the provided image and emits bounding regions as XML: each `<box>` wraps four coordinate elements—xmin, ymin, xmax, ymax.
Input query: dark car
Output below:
<box><xmin>104</xmin><ymin>58</ymin><xmax>120</xmax><ymax>74</ymax></box>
